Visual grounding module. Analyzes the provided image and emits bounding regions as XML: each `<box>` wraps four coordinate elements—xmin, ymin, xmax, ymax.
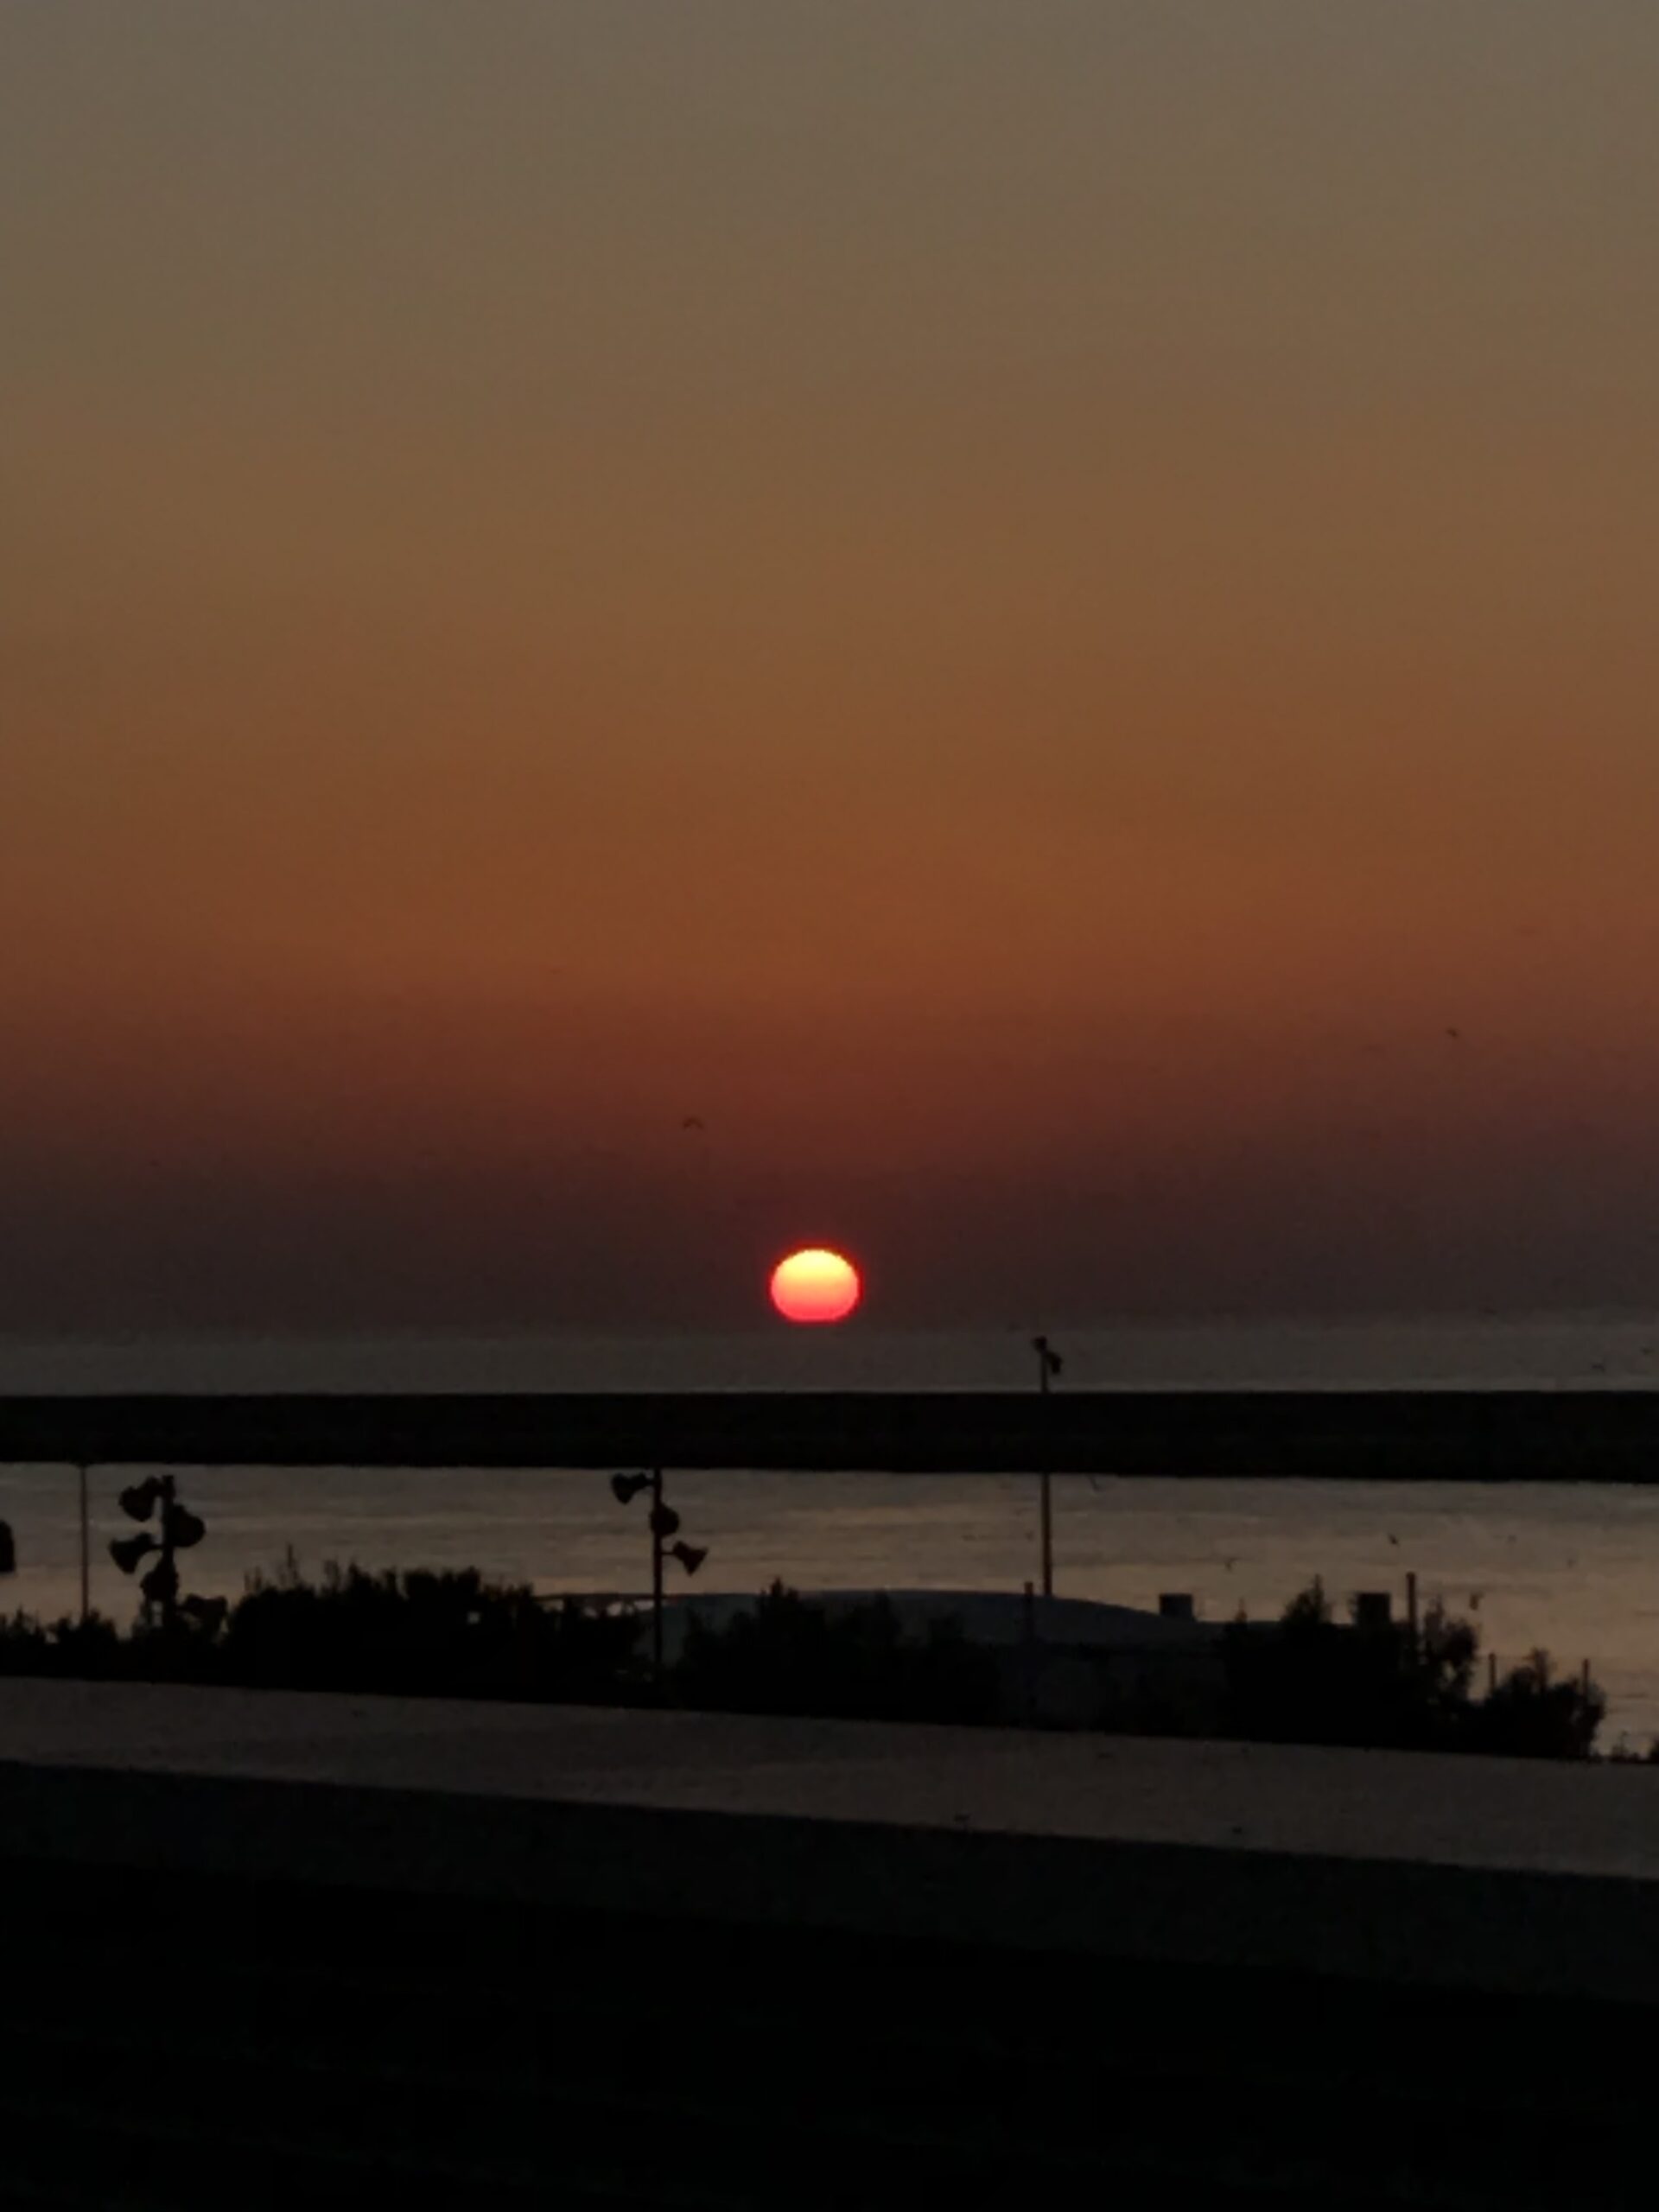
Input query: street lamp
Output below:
<box><xmin>109</xmin><ymin>1473</ymin><xmax>211</xmax><ymax>1632</ymax></box>
<box><xmin>1033</xmin><ymin>1335</ymin><xmax>1064</xmax><ymax>1599</ymax></box>
<box><xmin>611</xmin><ymin>1470</ymin><xmax>707</xmax><ymax>1693</ymax></box>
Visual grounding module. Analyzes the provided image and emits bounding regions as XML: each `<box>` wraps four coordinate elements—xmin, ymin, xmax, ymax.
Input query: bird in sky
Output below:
<box><xmin>680</xmin><ymin>1116</ymin><xmax>706</xmax><ymax>1133</ymax></box>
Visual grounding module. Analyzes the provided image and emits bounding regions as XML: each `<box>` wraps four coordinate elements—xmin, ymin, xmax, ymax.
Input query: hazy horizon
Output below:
<box><xmin>3</xmin><ymin>1310</ymin><xmax>1655</xmax><ymax>1400</ymax></box>
<box><xmin>6</xmin><ymin>3</ymin><xmax>1657</xmax><ymax>1332</ymax></box>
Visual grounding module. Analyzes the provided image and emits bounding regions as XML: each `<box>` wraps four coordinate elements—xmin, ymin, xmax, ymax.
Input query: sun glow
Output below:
<box><xmin>769</xmin><ymin>1248</ymin><xmax>862</xmax><ymax>1325</ymax></box>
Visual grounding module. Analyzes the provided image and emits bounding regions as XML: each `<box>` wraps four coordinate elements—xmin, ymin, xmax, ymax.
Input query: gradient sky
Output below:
<box><xmin>4</xmin><ymin>3</ymin><xmax>1658</xmax><ymax>1332</ymax></box>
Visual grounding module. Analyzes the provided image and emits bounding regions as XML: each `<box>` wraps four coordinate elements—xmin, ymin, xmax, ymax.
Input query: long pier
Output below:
<box><xmin>2</xmin><ymin>1389</ymin><xmax>1658</xmax><ymax>1480</ymax></box>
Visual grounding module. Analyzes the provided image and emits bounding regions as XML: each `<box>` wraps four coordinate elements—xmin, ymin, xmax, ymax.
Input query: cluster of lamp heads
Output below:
<box><xmin>108</xmin><ymin>1473</ymin><xmax>226</xmax><ymax>1630</ymax></box>
<box><xmin>609</xmin><ymin>1470</ymin><xmax>709</xmax><ymax>1578</ymax></box>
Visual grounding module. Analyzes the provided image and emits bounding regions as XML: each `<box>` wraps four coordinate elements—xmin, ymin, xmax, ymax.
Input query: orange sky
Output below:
<box><xmin>4</xmin><ymin>3</ymin><xmax>1658</xmax><ymax>1329</ymax></box>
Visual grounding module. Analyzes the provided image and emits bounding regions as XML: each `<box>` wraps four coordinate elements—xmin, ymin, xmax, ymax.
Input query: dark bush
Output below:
<box><xmin>1224</xmin><ymin>1581</ymin><xmax>1603</xmax><ymax>1759</ymax></box>
<box><xmin>0</xmin><ymin>1611</ymin><xmax>125</xmax><ymax>1678</ymax></box>
<box><xmin>1462</xmin><ymin>1649</ymin><xmax>1605</xmax><ymax>1761</ymax></box>
<box><xmin>0</xmin><ymin>1560</ymin><xmax>1608</xmax><ymax>1760</ymax></box>
<box><xmin>671</xmin><ymin>1583</ymin><xmax>998</xmax><ymax>1726</ymax></box>
<box><xmin>216</xmin><ymin>1561</ymin><xmax>640</xmax><ymax>1703</ymax></box>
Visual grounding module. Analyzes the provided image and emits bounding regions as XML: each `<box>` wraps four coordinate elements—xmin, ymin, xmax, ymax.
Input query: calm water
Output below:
<box><xmin>5</xmin><ymin>1315</ymin><xmax>1659</xmax><ymax>1748</ymax></box>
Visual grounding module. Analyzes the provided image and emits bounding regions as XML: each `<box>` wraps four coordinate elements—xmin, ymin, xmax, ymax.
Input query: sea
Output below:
<box><xmin>5</xmin><ymin>1312</ymin><xmax>1659</xmax><ymax>1748</ymax></box>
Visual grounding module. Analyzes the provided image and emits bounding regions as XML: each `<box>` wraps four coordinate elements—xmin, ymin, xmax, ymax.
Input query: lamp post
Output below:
<box><xmin>1033</xmin><ymin>1335</ymin><xmax>1064</xmax><ymax>1599</ymax></box>
<box><xmin>610</xmin><ymin>1470</ymin><xmax>708</xmax><ymax>1696</ymax></box>
<box><xmin>78</xmin><ymin>1463</ymin><xmax>90</xmax><ymax>1624</ymax></box>
<box><xmin>108</xmin><ymin>1473</ymin><xmax>211</xmax><ymax>1632</ymax></box>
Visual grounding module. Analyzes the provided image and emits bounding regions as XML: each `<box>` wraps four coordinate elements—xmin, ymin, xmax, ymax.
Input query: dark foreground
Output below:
<box><xmin>5</xmin><ymin>1861</ymin><xmax>1653</xmax><ymax>2210</ymax></box>
<box><xmin>3</xmin><ymin>1686</ymin><xmax>1659</xmax><ymax>2207</ymax></box>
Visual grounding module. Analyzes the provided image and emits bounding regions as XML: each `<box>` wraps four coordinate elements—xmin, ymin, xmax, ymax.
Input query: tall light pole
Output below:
<box><xmin>611</xmin><ymin>1469</ymin><xmax>708</xmax><ymax>1696</ymax></box>
<box><xmin>78</xmin><ymin>1463</ymin><xmax>90</xmax><ymax>1624</ymax></box>
<box><xmin>108</xmin><ymin>1473</ymin><xmax>208</xmax><ymax>1631</ymax></box>
<box><xmin>1033</xmin><ymin>1335</ymin><xmax>1063</xmax><ymax>1599</ymax></box>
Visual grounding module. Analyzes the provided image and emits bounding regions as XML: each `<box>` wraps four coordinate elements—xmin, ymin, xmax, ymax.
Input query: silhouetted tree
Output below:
<box><xmin>0</xmin><ymin>1610</ymin><xmax>124</xmax><ymax>1678</ymax></box>
<box><xmin>216</xmin><ymin>1562</ymin><xmax>639</xmax><ymax>1703</ymax></box>
<box><xmin>1224</xmin><ymin>1580</ymin><xmax>1602</xmax><ymax>1758</ymax></box>
<box><xmin>671</xmin><ymin>1584</ymin><xmax>997</xmax><ymax>1726</ymax></box>
<box><xmin>1224</xmin><ymin>1578</ymin><xmax>1443</xmax><ymax>1749</ymax></box>
<box><xmin>1463</xmin><ymin>1649</ymin><xmax>1605</xmax><ymax>1761</ymax></box>
<box><xmin>0</xmin><ymin>1553</ymin><xmax>1609</xmax><ymax>1760</ymax></box>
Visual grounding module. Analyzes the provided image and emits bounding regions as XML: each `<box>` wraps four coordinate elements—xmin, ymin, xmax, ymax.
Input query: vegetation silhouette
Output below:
<box><xmin>0</xmin><ymin>1607</ymin><xmax>124</xmax><ymax>1678</ymax></box>
<box><xmin>1461</xmin><ymin>1646</ymin><xmax>1605</xmax><ymax>1761</ymax></box>
<box><xmin>1223</xmin><ymin>1577</ymin><xmax>1475</xmax><ymax>1751</ymax></box>
<box><xmin>0</xmin><ymin>1543</ymin><xmax>1612</xmax><ymax>1758</ymax></box>
<box><xmin>0</xmin><ymin>1558</ymin><xmax>639</xmax><ymax>1703</ymax></box>
<box><xmin>219</xmin><ymin>1556</ymin><xmax>641</xmax><ymax>1703</ymax></box>
<box><xmin>671</xmin><ymin>1581</ymin><xmax>999</xmax><ymax>1726</ymax></box>
<box><xmin>1222</xmin><ymin>1579</ymin><xmax>1604</xmax><ymax>1759</ymax></box>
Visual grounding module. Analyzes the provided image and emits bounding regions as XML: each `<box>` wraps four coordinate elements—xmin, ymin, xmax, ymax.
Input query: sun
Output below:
<box><xmin>770</xmin><ymin>1247</ymin><xmax>862</xmax><ymax>1325</ymax></box>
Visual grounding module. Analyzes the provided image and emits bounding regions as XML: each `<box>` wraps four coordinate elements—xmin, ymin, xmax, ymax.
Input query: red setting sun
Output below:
<box><xmin>769</xmin><ymin>1249</ymin><xmax>862</xmax><ymax>1325</ymax></box>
